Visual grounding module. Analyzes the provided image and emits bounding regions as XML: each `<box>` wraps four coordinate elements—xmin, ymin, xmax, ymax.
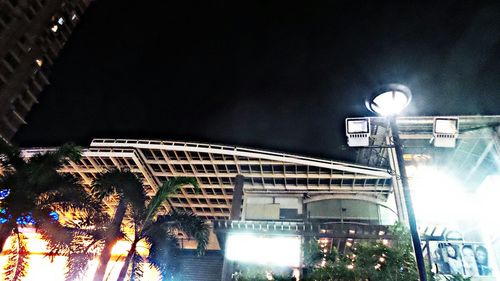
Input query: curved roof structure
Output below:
<box><xmin>23</xmin><ymin>138</ymin><xmax>393</xmax><ymax>219</ymax></box>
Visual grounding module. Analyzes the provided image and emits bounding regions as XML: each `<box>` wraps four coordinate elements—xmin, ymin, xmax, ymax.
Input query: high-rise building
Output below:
<box><xmin>0</xmin><ymin>0</ymin><xmax>91</xmax><ymax>140</ymax></box>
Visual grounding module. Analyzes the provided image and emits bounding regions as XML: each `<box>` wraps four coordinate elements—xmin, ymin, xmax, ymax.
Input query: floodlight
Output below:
<box><xmin>365</xmin><ymin>84</ymin><xmax>412</xmax><ymax>116</ymax></box>
<box><xmin>225</xmin><ymin>233</ymin><xmax>301</xmax><ymax>267</ymax></box>
<box><xmin>345</xmin><ymin>118</ymin><xmax>370</xmax><ymax>147</ymax></box>
<box><xmin>433</xmin><ymin>117</ymin><xmax>459</xmax><ymax>148</ymax></box>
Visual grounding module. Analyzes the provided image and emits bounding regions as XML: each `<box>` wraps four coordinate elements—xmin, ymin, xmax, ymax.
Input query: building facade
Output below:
<box><xmin>22</xmin><ymin>138</ymin><xmax>398</xmax><ymax>280</ymax></box>
<box><xmin>0</xmin><ymin>0</ymin><xmax>91</xmax><ymax>140</ymax></box>
<box><xmin>16</xmin><ymin>115</ymin><xmax>500</xmax><ymax>280</ymax></box>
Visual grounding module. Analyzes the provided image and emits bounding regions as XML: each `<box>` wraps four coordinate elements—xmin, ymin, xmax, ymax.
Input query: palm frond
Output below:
<box><xmin>131</xmin><ymin>253</ymin><xmax>144</xmax><ymax>281</ymax></box>
<box><xmin>65</xmin><ymin>251</ymin><xmax>96</xmax><ymax>281</ymax></box>
<box><xmin>92</xmin><ymin>170</ymin><xmax>146</xmax><ymax>210</ymax></box>
<box><xmin>142</xmin><ymin>177</ymin><xmax>197</xmax><ymax>231</ymax></box>
<box><xmin>2</xmin><ymin>232</ymin><xmax>29</xmax><ymax>281</ymax></box>
<box><xmin>36</xmin><ymin>179</ymin><xmax>103</xmax><ymax>214</ymax></box>
<box><xmin>62</xmin><ymin>233</ymin><xmax>104</xmax><ymax>281</ymax></box>
<box><xmin>161</xmin><ymin>177</ymin><xmax>199</xmax><ymax>195</ymax></box>
<box><xmin>39</xmin><ymin>210</ymin><xmax>108</xmax><ymax>280</ymax></box>
<box><xmin>0</xmin><ymin>141</ymin><xmax>24</xmax><ymax>173</ymax></box>
<box><xmin>53</xmin><ymin>143</ymin><xmax>82</xmax><ymax>163</ymax></box>
<box><xmin>35</xmin><ymin>216</ymin><xmax>73</xmax><ymax>248</ymax></box>
<box><xmin>147</xmin><ymin>232</ymin><xmax>180</xmax><ymax>279</ymax></box>
<box><xmin>157</xmin><ymin>210</ymin><xmax>210</xmax><ymax>255</ymax></box>
<box><xmin>24</xmin><ymin>146</ymin><xmax>80</xmax><ymax>190</ymax></box>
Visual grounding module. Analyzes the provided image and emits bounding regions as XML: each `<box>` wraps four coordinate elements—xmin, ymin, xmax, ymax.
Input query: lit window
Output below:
<box><xmin>57</xmin><ymin>17</ymin><xmax>64</xmax><ymax>25</ymax></box>
<box><xmin>51</xmin><ymin>25</ymin><xmax>58</xmax><ymax>32</ymax></box>
<box><xmin>35</xmin><ymin>59</ymin><xmax>43</xmax><ymax>67</ymax></box>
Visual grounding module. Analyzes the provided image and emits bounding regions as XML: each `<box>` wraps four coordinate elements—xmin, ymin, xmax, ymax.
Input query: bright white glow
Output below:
<box><xmin>476</xmin><ymin>175</ymin><xmax>500</xmax><ymax>277</ymax></box>
<box><xmin>408</xmin><ymin>166</ymin><xmax>472</xmax><ymax>224</ymax></box>
<box><xmin>58</xmin><ymin>17</ymin><xmax>64</xmax><ymax>25</ymax></box>
<box><xmin>434</xmin><ymin>119</ymin><xmax>458</xmax><ymax>134</ymax></box>
<box><xmin>477</xmin><ymin>175</ymin><xmax>500</xmax><ymax>234</ymax></box>
<box><xmin>225</xmin><ymin>234</ymin><xmax>301</xmax><ymax>267</ymax></box>
<box><xmin>51</xmin><ymin>25</ymin><xmax>58</xmax><ymax>32</ymax></box>
<box><xmin>0</xmin><ymin>231</ymin><xmax>159</xmax><ymax>280</ymax></box>
<box><xmin>347</xmin><ymin>119</ymin><xmax>369</xmax><ymax>134</ymax></box>
<box><xmin>371</xmin><ymin>90</ymin><xmax>409</xmax><ymax>116</ymax></box>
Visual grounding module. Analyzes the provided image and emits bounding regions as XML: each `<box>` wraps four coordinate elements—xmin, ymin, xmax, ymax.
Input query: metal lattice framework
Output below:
<box><xmin>357</xmin><ymin>115</ymin><xmax>500</xmax><ymax>190</ymax></box>
<box><xmin>23</xmin><ymin>138</ymin><xmax>393</xmax><ymax>219</ymax></box>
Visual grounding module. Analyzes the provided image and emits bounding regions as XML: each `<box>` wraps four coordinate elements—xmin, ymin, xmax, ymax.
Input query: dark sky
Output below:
<box><xmin>13</xmin><ymin>0</ymin><xmax>500</xmax><ymax>162</ymax></box>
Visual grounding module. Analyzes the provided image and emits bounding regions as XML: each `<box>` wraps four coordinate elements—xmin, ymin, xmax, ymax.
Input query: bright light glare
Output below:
<box><xmin>226</xmin><ymin>234</ymin><xmax>301</xmax><ymax>267</ymax></box>
<box><xmin>408</xmin><ymin>166</ymin><xmax>472</xmax><ymax>224</ymax></box>
<box><xmin>476</xmin><ymin>175</ymin><xmax>500</xmax><ymax>277</ymax></box>
<box><xmin>477</xmin><ymin>175</ymin><xmax>500</xmax><ymax>234</ymax></box>
<box><xmin>347</xmin><ymin>119</ymin><xmax>369</xmax><ymax>134</ymax></box>
<box><xmin>434</xmin><ymin>119</ymin><xmax>458</xmax><ymax>134</ymax></box>
<box><xmin>371</xmin><ymin>90</ymin><xmax>409</xmax><ymax>116</ymax></box>
<box><xmin>0</xmin><ymin>231</ymin><xmax>159</xmax><ymax>280</ymax></box>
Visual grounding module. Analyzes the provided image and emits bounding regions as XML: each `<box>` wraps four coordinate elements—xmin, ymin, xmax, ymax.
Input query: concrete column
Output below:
<box><xmin>222</xmin><ymin>175</ymin><xmax>244</xmax><ymax>281</ymax></box>
<box><xmin>230</xmin><ymin>174</ymin><xmax>244</xmax><ymax>220</ymax></box>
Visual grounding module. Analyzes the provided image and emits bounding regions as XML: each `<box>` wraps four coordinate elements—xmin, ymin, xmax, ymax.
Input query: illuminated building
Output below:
<box><xmin>19</xmin><ymin>138</ymin><xmax>396</xmax><ymax>280</ymax></box>
<box><xmin>0</xmin><ymin>0</ymin><xmax>91</xmax><ymax>140</ymax></box>
<box><xmin>9</xmin><ymin>116</ymin><xmax>500</xmax><ymax>280</ymax></box>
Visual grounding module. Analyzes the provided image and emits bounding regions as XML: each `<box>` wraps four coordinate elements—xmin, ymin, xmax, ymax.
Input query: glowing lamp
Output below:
<box><xmin>365</xmin><ymin>84</ymin><xmax>412</xmax><ymax>116</ymax></box>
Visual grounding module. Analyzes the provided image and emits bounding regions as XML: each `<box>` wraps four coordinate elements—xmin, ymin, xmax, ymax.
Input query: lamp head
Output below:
<box><xmin>365</xmin><ymin>84</ymin><xmax>412</xmax><ymax>116</ymax></box>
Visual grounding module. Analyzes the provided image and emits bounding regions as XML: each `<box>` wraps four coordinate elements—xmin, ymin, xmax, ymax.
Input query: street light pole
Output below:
<box><xmin>389</xmin><ymin>116</ymin><xmax>427</xmax><ymax>281</ymax></box>
<box><xmin>349</xmin><ymin>84</ymin><xmax>427</xmax><ymax>281</ymax></box>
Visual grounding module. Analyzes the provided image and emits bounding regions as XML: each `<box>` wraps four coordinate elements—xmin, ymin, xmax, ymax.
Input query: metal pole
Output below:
<box><xmin>389</xmin><ymin>116</ymin><xmax>427</xmax><ymax>281</ymax></box>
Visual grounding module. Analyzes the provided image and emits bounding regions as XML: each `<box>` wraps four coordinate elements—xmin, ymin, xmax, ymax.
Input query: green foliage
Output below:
<box><xmin>91</xmin><ymin>170</ymin><xmax>146</xmax><ymax>214</ymax></box>
<box><xmin>303</xmin><ymin>238</ymin><xmax>326</xmax><ymax>267</ymax></box>
<box><xmin>51</xmin><ymin>210</ymin><xmax>110</xmax><ymax>281</ymax></box>
<box><xmin>0</xmin><ymin>141</ymin><xmax>101</xmax><ymax>280</ymax></box>
<box><xmin>301</xmin><ymin>223</ymin><xmax>419</xmax><ymax>281</ymax></box>
<box><xmin>237</xmin><ymin>223</ymin><xmax>419</xmax><ymax>281</ymax></box>
<box><xmin>90</xmin><ymin>170</ymin><xmax>147</xmax><ymax>281</ymax></box>
<box><xmin>112</xmin><ymin>176</ymin><xmax>209</xmax><ymax>281</ymax></box>
<box><xmin>234</xmin><ymin>265</ymin><xmax>296</xmax><ymax>281</ymax></box>
<box><xmin>301</xmin><ymin>246</ymin><xmax>356</xmax><ymax>281</ymax></box>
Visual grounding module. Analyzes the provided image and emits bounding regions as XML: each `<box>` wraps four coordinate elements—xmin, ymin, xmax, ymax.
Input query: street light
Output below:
<box><xmin>365</xmin><ymin>84</ymin><xmax>412</xmax><ymax>116</ymax></box>
<box><xmin>365</xmin><ymin>84</ymin><xmax>427</xmax><ymax>281</ymax></box>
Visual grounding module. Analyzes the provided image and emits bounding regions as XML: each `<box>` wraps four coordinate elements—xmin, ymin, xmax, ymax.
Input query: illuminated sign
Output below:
<box><xmin>225</xmin><ymin>234</ymin><xmax>301</xmax><ymax>267</ymax></box>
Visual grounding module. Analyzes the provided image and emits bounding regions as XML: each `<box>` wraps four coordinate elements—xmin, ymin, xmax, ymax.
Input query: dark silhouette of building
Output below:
<box><xmin>0</xmin><ymin>0</ymin><xmax>90</xmax><ymax>140</ymax></box>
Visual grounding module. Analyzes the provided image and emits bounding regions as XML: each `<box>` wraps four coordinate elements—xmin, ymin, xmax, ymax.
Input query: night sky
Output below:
<box><xmin>13</xmin><ymin>1</ymin><xmax>500</xmax><ymax>162</ymax></box>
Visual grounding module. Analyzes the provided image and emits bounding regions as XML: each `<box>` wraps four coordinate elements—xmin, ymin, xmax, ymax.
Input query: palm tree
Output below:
<box><xmin>90</xmin><ymin>170</ymin><xmax>148</xmax><ymax>281</ymax></box>
<box><xmin>0</xmin><ymin>139</ymin><xmax>100</xmax><ymax>280</ymax></box>
<box><xmin>116</xmin><ymin>177</ymin><xmax>209</xmax><ymax>281</ymax></box>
